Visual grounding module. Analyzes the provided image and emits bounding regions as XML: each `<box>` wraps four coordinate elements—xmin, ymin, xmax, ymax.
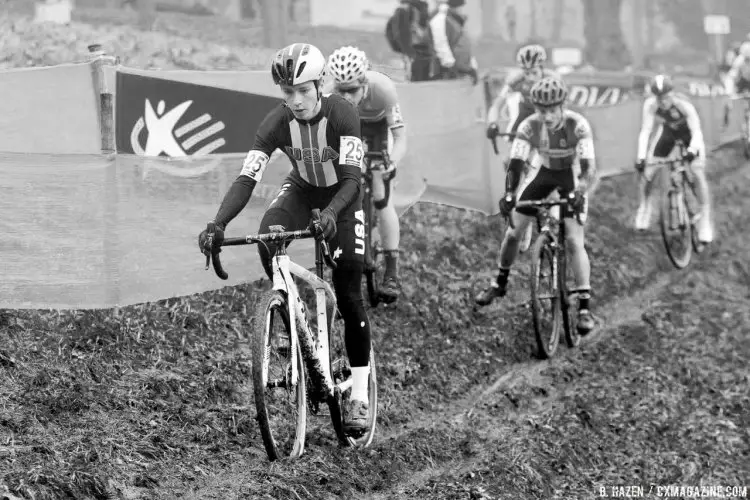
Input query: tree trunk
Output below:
<box><xmin>582</xmin><ymin>0</ymin><xmax>631</xmax><ymax>70</ymax></box>
<box><xmin>551</xmin><ymin>0</ymin><xmax>564</xmax><ymax>42</ymax></box>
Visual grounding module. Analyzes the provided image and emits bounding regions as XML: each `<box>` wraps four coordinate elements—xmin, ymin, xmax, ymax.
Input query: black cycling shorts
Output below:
<box><xmin>652</xmin><ymin>125</ymin><xmax>692</xmax><ymax>158</ymax></box>
<box><xmin>361</xmin><ymin>119</ymin><xmax>389</xmax><ymax>153</ymax></box>
<box><xmin>258</xmin><ymin>179</ymin><xmax>365</xmax><ymax>274</ymax></box>
<box><xmin>516</xmin><ymin>166</ymin><xmax>585</xmax><ymax>219</ymax></box>
<box><xmin>737</xmin><ymin>78</ymin><xmax>750</xmax><ymax>94</ymax></box>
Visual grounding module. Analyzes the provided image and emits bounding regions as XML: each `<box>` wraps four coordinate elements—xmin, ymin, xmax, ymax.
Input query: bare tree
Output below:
<box><xmin>582</xmin><ymin>0</ymin><xmax>631</xmax><ymax>69</ymax></box>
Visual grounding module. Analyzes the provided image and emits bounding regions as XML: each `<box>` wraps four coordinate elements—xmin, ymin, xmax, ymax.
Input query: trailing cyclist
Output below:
<box><xmin>326</xmin><ymin>46</ymin><xmax>407</xmax><ymax>303</ymax></box>
<box><xmin>725</xmin><ymin>41</ymin><xmax>750</xmax><ymax>99</ymax></box>
<box><xmin>485</xmin><ymin>44</ymin><xmax>560</xmax><ymax>251</ymax></box>
<box><xmin>198</xmin><ymin>43</ymin><xmax>373</xmax><ymax>434</ymax></box>
<box><xmin>634</xmin><ymin>74</ymin><xmax>714</xmax><ymax>244</ymax></box>
<box><xmin>475</xmin><ymin>76</ymin><xmax>597</xmax><ymax>335</ymax></box>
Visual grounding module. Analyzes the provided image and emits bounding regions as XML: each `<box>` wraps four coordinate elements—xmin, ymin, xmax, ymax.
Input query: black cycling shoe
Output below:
<box><xmin>474</xmin><ymin>283</ymin><xmax>507</xmax><ymax>306</ymax></box>
<box><xmin>379</xmin><ymin>276</ymin><xmax>401</xmax><ymax>304</ymax></box>
<box><xmin>577</xmin><ymin>309</ymin><xmax>595</xmax><ymax>335</ymax></box>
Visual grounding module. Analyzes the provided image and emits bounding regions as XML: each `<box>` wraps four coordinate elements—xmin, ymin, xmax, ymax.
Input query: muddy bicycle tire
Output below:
<box><xmin>530</xmin><ymin>232</ymin><xmax>562</xmax><ymax>359</ymax></box>
<box><xmin>559</xmin><ymin>242</ymin><xmax>581</xmax><ymax>348</ymax></box>
<box><xmin>659</xmin><ymin>186</ymin><xmax>692</xmax><ymax>269</ymax></box>
<box><xmin>252</xmin><ymin>290</ymin><xmax>307</xmax><ymax>461</ymax></box>
<box><xmin>362</xmin><ymin>181</ymin><xmax>383</xmax><ymax>307</ymax></box>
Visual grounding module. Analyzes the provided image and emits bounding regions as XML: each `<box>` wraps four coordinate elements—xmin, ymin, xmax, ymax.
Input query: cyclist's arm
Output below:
<box><xmin>506</xmin><ymin>120</ymin><xmax>532</xmax><ymax>193</ymax></box>
<box><xmin>486</xmin><ymin>88</ymin><xmax>509</xmax><ymax>125</ymax></box>
<box><xmin>213</xmin><ymin>111</ymin><xmax>280</xmax><ymax>229</ymax></box>
<box><xmin>383</xmin><ymin>82</ymin><xmax>407</xmax><ymax>166</ymax></box>
<box><xmin>575</xmin><ymin>116</ymin><xmax>597</xmax><ymax>191</ymax></box>
<box><xmin>636</xmin><ymin>98</ymin><xmax>656</xmax><ymax>161</ymax></box>
<box><xmin>327</xmin><ymin>100</ymin><xmax>364</xmax><ymax>216</ymax></box>
<box><xmin>680</xmin><ymin>99</ymin><xmax>705</xmax><ymax>154</ymax></box>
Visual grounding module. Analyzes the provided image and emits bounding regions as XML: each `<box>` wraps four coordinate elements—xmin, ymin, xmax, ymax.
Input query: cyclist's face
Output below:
<box><xmin>335</xmin><ymin>84</ymin><xmax>365</xmax><ymax>107</ymax></box>
<box><xmin>656</xmin><ymin>92</ymin><xmax>674</xmax><ymax>108</ymax></box>
<box><xmin>536</xmin><ymin>105</ymin><xmax>563</xmax><ymax>128</ymax></box>
<box><xmin>524</xmin><ymin>66</ymin><xmax>543</xmax><ymax>82</ymax></box>
<box><xmin>280</xmin><ymin>81</ymin><xmax>320</xmax><ymax>120</ymax></box>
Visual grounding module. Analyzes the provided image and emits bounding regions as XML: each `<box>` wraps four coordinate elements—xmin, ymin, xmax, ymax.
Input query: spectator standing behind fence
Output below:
<box><xmin>385</xmin><ymin>0</ymin><xmax>436</xmax><ymax>82</ymax></box>
<box><xmin>429</xmin><ymin>0</ymin><xmax>478</xmax><ymax>84</ymax></box>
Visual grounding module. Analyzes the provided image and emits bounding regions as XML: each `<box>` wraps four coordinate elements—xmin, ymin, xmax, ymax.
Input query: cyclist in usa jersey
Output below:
<box><xmin>634</xmin><ymin>74</ymin><xmax>714</xmax><ymax>243</ymax></box>
<box><xmin>326</xmin><ymin>46</ymin><xmax>407</xmax><ymax>303</ymax></box>
<box><xmin>198</xmin><ymin>43</ymin><xmax>373</xmax><ymax>434</ymax></box>
<box><xmin>475</xmin><ymin>77</ymin><xmax>597</xmax><ymax>335</ymax></box>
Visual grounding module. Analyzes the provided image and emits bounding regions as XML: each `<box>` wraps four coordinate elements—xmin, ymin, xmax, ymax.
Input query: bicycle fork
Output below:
<box><xmin>274</xmin><ymin>257</ymin><xmax>336</xmax><ymax>401</ymax></box>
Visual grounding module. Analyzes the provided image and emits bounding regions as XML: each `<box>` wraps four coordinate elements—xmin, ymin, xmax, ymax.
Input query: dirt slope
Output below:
<box><xmin>2</xmin><ymin>147</ymin><xmax>748</xmax><ymax>500</ymax></box>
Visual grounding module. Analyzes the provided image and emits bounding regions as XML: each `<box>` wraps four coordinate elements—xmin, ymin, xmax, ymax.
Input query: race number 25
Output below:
<box><xmin>340</xmin><ymin>136</ymin><xmax>364</xmax><ymax>168</ymax></box>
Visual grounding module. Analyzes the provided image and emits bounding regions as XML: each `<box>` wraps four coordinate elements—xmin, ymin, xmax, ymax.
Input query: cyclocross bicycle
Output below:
<box><xmin>646</xmin><ymin>140</ymin><xmax>705</xmax><ymax>270</ymax></box>
<box><xmin>505</xmin><ymin>194</ymin><xmax>584</xmax><ymax>359</ymax></box>
<box><xmin>204</xmin><ymin>210</ymin><xmax>377</xmax><ymax>461</ymax></box>
<box><xmin>361</xmin><ymin>149</ymin><xmax>395</xmax><ymax>307</ymax></box>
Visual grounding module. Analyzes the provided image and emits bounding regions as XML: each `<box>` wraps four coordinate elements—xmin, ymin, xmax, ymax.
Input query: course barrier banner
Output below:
<box><xmin>0</xmin><ymin>62</ymin><xmax>101</xmax><ymax>154</ymax></box>
<box><xmin>0</xmin><ymin>64</ymin><xmax>744</xmax><ymax>309</ymax></box>
<box><xmin>115</xmin><ymin>71</ymin><xmax>280</xmax><ymax>155</ymax></box>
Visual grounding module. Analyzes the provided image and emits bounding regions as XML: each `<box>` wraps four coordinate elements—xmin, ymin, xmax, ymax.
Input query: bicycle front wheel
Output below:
<box><xmin>252</xmin><ymin>290</ymin><xmax>307</xmax><ymax>461</ymax></box>
<box><xmin>659</xmin><ymin>185</ymin><xmax>692</xmax><ymax>269</ymax></box>
<box><xmin>530</xmin><ymin>232</ymin><xmax>562</xmax><ymax>359</ymax></box>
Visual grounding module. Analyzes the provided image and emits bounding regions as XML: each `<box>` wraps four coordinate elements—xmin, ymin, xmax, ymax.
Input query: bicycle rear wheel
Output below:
<box><xmin>328</xmin><ymin>314</ymin><xmax>378</xmax><ymax>447</ymax></box>
<box><xmin>529</xmin><ymin>232</ymin><xmax>562</xmax><ymax>359</ymax></box>
<box><xmin>659</xmin><ymin>184</ymin><xmax>692</xmax><ymax>269</ymax></box>
<box><xmin>252</xmin><ymin>290</ymin><xmax>307</xmax><ymax>461</ymax></box>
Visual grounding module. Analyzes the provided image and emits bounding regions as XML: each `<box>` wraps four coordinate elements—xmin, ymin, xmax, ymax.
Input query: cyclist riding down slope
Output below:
<box><xmin>486</xmin><ymin>44</ymin><xmax>560</xmax><ymax>250</ymax></box>
<box><xmin>485</xmin><ymin>44</ymin><xmax>559</xmax><ymax>141</ymax></box>
<box><xmin>634</xmin><ymin>74</ymin><xmax>714</xmax><ymax>244</ymax></box>
<box><xmin>198</xmin><ymin>43</ymin><xmax>373</xmax><ymax>434</ymax></box>
<box><xmin>475</xmin><ymin>77</ymin><xmax>597</xmax><ymax>335</ymax></box>
<box><xmin>726</xmin><ymin>41</ymin><xmax>750</xmax><ymax>98</ymax></box>
<box><xmin>326</xmin><ymin>46</ymin><xmax>407</xmax><ymax>303</ymax></box>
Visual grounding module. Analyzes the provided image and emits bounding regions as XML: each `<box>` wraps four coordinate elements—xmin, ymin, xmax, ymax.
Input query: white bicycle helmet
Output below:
<box><xmin>271</xmin><ymin>43</ymin><xmax>326</xmax><ymax>86</ymax></box>
<box><xmin>327</xmin><ymin>46</ymin><xmax>369</xmax><ymax>88</ymax></box>
<box><xmin>530</xmin><ymin>77</ymin><xmax>568</xmax><ymax>107</ymax></box>
<box><xmin>740</xmin><ymin>41</ymin><xmax>750</xmax><ymax>59</ymax></box>
<box><xmin>516</xmin><ymin>44</ymin><xmax>547</xmax><ymax>69</ymax></box>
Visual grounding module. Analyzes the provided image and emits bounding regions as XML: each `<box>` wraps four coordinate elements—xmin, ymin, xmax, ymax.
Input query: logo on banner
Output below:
<box><xmin>567</xmin><ymin>85</ymin><xmax>628</xmax><ymax>107</ymax></box>
<box><xmin>130</xmin><ymin>99</ymin><xmax>227</xmax><ymax>157</ymax></box>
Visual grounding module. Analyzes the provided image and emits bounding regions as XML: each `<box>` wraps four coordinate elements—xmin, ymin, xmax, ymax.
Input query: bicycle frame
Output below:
<box><xmin>206</xmin><ymin>215</ymin><xmax>351</xmax><ymax>401</ymax></box>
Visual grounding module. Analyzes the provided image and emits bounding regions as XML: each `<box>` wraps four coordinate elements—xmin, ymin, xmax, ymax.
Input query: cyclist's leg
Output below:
<box><xmin>475</xmin><ymin>167</ymin><xmax>550</xmax><ymax>306</ymax></box>
<box><xmin>257</xmin><ymin>181</ymin><xmax>309</xmax><ymax>278</ymax></box>
<box><xmin>637</xmin><ymin>125</ymin><xmax>673</xmax><ymax>230</ymax></box>
<box><xmin>364</xmin><ymin>120</ymin><xmax>401</xmax><ymax>297</ymax></box>
<box><xmin>327</xmin><ymin>195</ymin><xmax>371</xmax><ymax>427</ymax></box>
<box><xmin>685</xmin><ymin>135</ymin><xmax>714</xmax><ymax>242</ymax></box>
<box><xmin>508</xmin><ymin>105</ymin><xmax>536</xmax><ymax>252</ymax></box>
<box><xmin>559</xmin><ymin>169</ymin><xmax>594</xmax><ymax>332</ymax></box>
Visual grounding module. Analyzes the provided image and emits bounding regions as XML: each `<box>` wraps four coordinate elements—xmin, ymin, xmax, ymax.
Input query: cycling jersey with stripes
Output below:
<box><xmin>239</xmin><ymin>94</ymin><xmax>363</xmax><ymax>189</ymax></box>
